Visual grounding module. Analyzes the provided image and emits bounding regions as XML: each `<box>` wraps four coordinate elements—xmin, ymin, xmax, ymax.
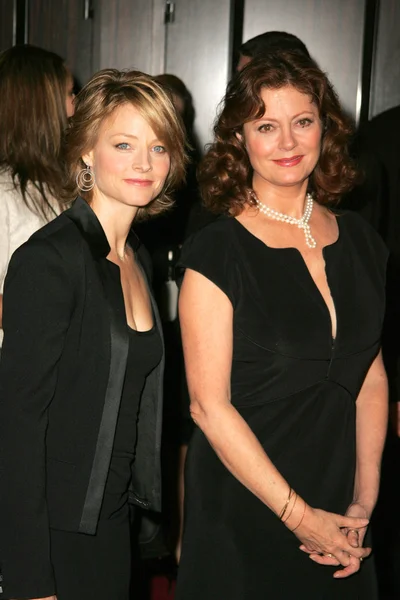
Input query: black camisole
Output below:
<box><xmin>101</xmin><ymin>324</ymin><xmax>162</xmax><ymax>519</ymax></box>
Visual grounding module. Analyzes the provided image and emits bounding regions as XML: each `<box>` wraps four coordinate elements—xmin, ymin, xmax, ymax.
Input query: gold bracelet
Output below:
<box><xmin>279</xmin><ymin>487</ymin><xmax>294</xmax><ymax>521</ymax></box>
<box><xmin>291</xmin><ymin>501</ymin><xmax>307</xmax><ymax>532</ymax></box>
<box><xmin>282</xmin><ymin>492</ymin><xmax>298</xmax><ymax>524</ymax></box>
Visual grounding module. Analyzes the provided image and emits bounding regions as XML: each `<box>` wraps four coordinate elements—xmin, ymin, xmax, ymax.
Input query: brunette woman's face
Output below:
<box><xmin>83</xmin><ymin>103</ymin><xmax>171</xmax><ymax>210</ymax></box>
<box><xmin>65</xmin><ymin>73</ymin><xmax>75</xmax><ymax>118</ymax></box>
<box><xmin>241</xmin><ymin>85</ymin><xmax>322</xmax><ymax>191</ymax></box>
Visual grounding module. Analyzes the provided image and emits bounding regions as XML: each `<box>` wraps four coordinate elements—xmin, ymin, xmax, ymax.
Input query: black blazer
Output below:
<box><xmin>0</xmin><ymin>198</ymin><xmax>164</xmax><ymax>598</ymax></box>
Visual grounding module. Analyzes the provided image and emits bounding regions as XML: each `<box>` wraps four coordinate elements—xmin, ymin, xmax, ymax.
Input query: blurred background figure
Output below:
<box><xmin>0</xmin><ymin>44</ymin><xmax>74</xmax><ymax>358</ymax></box>
<box><xmin>342</xmin><ymin>104</ymin><xmax>400</xmax><ymax>600</ymax></box>
<box><xmin>236</xmin><ymin>29</ymin><xmax>311</xmax><ymax>71</ymax></box>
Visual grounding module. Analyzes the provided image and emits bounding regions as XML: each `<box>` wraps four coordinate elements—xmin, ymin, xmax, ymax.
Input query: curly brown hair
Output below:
<box><xmin>199</xmin><ymin>51</ymin><xmax>359</xmax><ymax>215</ymax></box>
<box><xmin>63</xmin><ymin>69</ymin><xmax>188</xmax><ymax>221</ymax></box>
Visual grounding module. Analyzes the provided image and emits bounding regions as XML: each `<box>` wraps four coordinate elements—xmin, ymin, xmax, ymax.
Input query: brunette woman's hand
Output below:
<box><xmin>298</xmin><ymin>501</ymin><xmax>371</xmax><ymax>578</ymax></box>
<box><xmin>344</xmin><ymin>501</ymin><xmax>370</xmax><ymax>548</ymax></box>
<box><xmin>286</xmin><ymin>502</ymin><xmax>371</xmax><ymax>575</ymax></box>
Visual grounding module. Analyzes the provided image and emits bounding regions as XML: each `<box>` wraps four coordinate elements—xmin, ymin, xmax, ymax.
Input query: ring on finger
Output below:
<box><xmin>348</xmin><ymin>529</ymin><xmax>359</xmax><ymax>534</ymax></box>
<box><xmin>325</xmin><ymin>553</ymin><xmax>334</xmax><ymax>558</ymax></box>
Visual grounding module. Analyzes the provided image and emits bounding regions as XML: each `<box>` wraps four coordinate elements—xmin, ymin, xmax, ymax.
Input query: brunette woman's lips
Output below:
<box><xmin>272</xmin><ymin>155</ymin><xmax>304</xmax><ymax>167</ymax></box>
<box><xmin>124</xmin><ymin>178</ymin><xmax>153</xmax><ymax>186</ymax></box>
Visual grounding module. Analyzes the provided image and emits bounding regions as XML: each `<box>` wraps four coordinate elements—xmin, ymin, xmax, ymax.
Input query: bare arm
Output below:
<box><xmin>304</xmin><ymin>350</ymin><xmax>388</xmax><ymax>577</ymax></box>
<box><xmin>11</xmin><ymin>597</ymin><xmax>56</xmax><ymax>600</ymax></box>
<box><xmin>180</xmin><ymin>269</ymin><xmax>370</xmax><ymax>569</ymax></box>
<box><xmin>353</xmin><ymin>350</ymin><xmax>388</xmax><ymax>513</ymax></box>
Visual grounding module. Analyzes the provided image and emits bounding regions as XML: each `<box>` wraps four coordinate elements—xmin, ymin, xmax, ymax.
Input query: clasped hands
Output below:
<box><xmin>295</xmin><ymin>502</ymin><xmax>371</xmax><ymax>578</ymax></box>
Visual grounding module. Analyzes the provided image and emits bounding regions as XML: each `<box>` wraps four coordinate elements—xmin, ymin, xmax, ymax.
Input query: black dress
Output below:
<box><xmin>175</xmin><ymin>211</ymin><xmax>388</xmax><ymax>600</ymax></box>
<box><xmin>50</xmin><ymin>325</ymin><xmax>162</xmax><ymax>600</ymax></box>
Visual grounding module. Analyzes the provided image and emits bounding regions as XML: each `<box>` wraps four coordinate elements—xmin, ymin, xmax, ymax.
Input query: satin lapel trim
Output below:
<box><xmin>79</xmin><ymin>260</ymin><xmax>128</xmax><ymax>534</ymax></box>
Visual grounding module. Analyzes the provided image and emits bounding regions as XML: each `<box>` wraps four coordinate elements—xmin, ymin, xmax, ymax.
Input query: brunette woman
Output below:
<box><xmin>175</xmin><ymin>52</ymin><xmax>388</xmax><ymax>599</ymax></box>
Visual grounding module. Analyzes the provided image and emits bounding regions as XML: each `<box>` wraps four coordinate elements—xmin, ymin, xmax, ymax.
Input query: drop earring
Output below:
<box><xmin>76</xmin><ymin>164</ymin><xmax>95</xmax><ymax>192</ymax></box>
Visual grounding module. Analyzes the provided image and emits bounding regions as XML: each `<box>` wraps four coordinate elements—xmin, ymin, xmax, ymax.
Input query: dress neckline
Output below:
<box><xmin>231</xmin><ymin>210</ymin><xmax>342</xmax><ymax>254</ymax></box>
<box><xmin>231</xmin><ymin>212</ymin><xmax>342</xmax><ymax>343</ymax></box>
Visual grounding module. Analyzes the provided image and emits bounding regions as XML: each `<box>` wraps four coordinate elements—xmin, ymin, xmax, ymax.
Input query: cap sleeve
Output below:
<box><xmin>176</xmin><ymin>219</ymin><xmax>239</xmax><ymax>307</ymax></box>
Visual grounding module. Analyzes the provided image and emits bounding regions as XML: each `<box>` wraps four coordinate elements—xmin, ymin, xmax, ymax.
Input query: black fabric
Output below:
<box><xmin>175</xmin><ymin>212</ymin><xmax>387</xmax><ymax>599</ymax></box>
<box><xmin>107</xmin><ymin>326</ymin><xmax>162</xmax><ymax>515</ymax></box>
<box><xmin>113</xmin><ymin>326</ymin><xmax>162</xmax><ymax>459</ymax></box>
<box><xmin>48</xmin><ymin>327</ymin><xmax>162</xmax><ymax>600</ymax></box>
<box><xmin>78</xmin><ymin>258</ymin><xmax>130</xmax><ymax>534</ymax></box>
<box><xmin>0</xmin><ymin>198</ymin><xmax>164</xmax><ymax>599</ymax></box>
<box><xmin>50</xmin><ymin>505</ymin><xmax>132</xmax><ymax>600</ymax></box>
<box><xmin>342</xmin><ymin>107</ymin><xmax>400</xmax><ymax>403</ymax></box>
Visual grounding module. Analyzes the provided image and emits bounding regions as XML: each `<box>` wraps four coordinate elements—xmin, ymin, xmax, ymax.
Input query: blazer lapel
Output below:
<box><xmin>79</xmin><ymin>260</ymin><xmax>129</xmax><ymax>533</ymax></box>
<box><xmin>65</xmin><ymin>198</ymin><xmax>131</xmax><ymax>533</ymax></box>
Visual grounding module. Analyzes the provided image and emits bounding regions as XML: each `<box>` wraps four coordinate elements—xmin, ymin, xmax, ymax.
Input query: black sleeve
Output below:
<box><xmin>0</xmin><ymin>238</ymin><xmax>74</xmax><ymax>599</ymax></box>
<box><xmin>176</xmin><ymin>221</ymin><xmax>239</xmax><ymax>307</ymax></box>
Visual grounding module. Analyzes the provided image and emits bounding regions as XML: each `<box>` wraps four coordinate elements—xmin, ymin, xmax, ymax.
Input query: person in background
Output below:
<box><xmin>342</xmin><ymin>105</ymin><xmax>400</xmax><ymax>599</ymax></box>
<box><xmin>0</xmin><ymin>44</ymin><xmax>75</xmax><ymax>358</ymax></box>
<box><xmin>237</xmin><ymin>29</ymin><xmax>311</xmax><ymax>71</ymax></box>
<box><xmin>175</xmin><ymin>51</ymin><xmax>388</xmax><ymax>599</ymax></box>
<box><xmin>341</xmin><ymin>106</ymin><xmax>400</xmax><ymax>423</ymax></box>
<box><xmin>0</xmin><ymin>68</ymin><xmax>186</xmax><ymax>600</ymax></box>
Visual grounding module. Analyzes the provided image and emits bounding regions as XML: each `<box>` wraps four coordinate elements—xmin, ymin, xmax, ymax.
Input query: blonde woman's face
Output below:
<box><xmin>83</xmin><ymin>103</ymin><xmax>171</xmax><ymax>210</ymax></box>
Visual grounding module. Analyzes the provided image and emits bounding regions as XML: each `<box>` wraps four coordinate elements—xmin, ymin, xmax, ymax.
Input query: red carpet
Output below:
<box><xmin>150</xmin><ymin>575</ymin><xmax>176</xmax><ymax>599</ymax></box>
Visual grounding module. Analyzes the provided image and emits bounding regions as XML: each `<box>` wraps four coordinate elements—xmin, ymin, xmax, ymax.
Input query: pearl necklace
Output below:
<box><xmin>251</xmin><ymin>191</ymin><xmax>317</xmax><ymax>249</ymax></box>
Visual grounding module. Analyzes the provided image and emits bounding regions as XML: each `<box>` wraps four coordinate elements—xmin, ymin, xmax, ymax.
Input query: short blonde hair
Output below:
<box><xmin>64</xmin><ymin>69</ymin><xmax>188</xmax><ymax>220</ymax></box>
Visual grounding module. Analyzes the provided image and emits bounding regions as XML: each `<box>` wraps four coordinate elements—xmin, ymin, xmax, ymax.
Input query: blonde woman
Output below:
<box><xmin>0</xmin><ymin>69</ymin><xmax>186</xmax><ymax>600</ymax></box>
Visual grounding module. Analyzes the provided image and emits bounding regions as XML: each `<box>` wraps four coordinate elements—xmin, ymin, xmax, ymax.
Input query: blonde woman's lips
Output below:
<box><xmin>124</xmin><ymin>178</ymin><xmax>153</xmax><ymax>186</ymax></box>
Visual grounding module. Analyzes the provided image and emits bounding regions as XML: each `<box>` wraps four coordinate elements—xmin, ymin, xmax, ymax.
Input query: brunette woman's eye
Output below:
<box><xmin>258</xmin><ymin>123</ymin><xmax>274</xmax><ymax>132</ymax></box>
<box><xmin>297</xmin><ymin>118</ymin><xmax>313</xmax><ymax>127</ymax></box>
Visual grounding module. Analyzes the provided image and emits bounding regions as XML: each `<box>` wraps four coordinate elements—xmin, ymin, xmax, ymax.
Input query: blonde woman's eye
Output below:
<box><xmin>116</xmin><ymin>143</ymin><xmax>130</xmax><ymax>150</ymax></box>
<box><xmin>152</xmin><ymin>145</ymin><xmax>167</xmax><ymax>153</ymax></box>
